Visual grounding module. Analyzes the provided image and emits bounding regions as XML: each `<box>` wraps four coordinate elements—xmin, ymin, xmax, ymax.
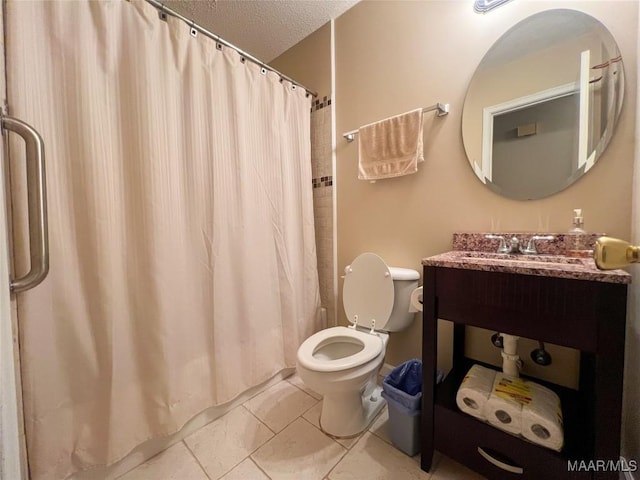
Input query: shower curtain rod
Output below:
<box><xmin>144</xmin><ymin>0</ymin><xmax>318</xmax><ymax>98</ymax></box>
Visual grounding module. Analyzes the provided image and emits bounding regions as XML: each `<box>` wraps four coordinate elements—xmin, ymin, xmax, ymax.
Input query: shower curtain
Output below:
<box><xmin>4</xmin><ymin>1</ymin><xmax>321</xmax><ymax>479</ymax></box>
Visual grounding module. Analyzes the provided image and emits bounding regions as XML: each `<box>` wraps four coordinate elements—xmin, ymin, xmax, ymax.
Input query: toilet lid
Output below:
<box><xmin>343</xmin><ymin>253</ymin><xmax>394</xmax><ymax>330</ymax></box>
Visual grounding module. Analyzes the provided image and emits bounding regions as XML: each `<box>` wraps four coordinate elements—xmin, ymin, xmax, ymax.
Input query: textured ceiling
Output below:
<box><xmin>165</xmin><ymin>0</ymin><xmax>359</xmax><ymax>62</ymax></box>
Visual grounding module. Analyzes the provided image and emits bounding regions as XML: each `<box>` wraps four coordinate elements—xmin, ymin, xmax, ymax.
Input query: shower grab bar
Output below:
<box><xmin>2</xmin><ymin>116</ymin><xmax>49</xmax><ymax>292</ymax></box>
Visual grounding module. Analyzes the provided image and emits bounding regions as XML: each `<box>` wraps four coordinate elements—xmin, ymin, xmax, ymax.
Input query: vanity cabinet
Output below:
<box><xmin>420</xmin><ymin>264</ymin><xmax>628</xmax><ymax>480</ymax></box>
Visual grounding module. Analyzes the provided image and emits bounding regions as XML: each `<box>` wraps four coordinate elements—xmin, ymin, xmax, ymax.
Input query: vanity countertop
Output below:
<box><xmin>422</xmin><ymin>250</ymin><xmax>631</xmax><ymax>284</ymax></box>
<box><xmin>422</xmin><ymin>232</ymin><xmax>631</xmax><ymax>284</ymax></box>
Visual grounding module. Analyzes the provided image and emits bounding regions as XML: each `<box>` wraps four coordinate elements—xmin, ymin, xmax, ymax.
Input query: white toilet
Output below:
<box><xmin>296</xmin><ymin>252</ymin><xmax>420</xmax><ymax>438</ymax></box>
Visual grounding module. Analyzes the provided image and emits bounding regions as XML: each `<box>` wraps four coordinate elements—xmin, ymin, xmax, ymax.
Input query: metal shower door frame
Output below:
<box><xmin>0</xmin><ymin>2</ymin><xmax>28</xmax><ymax>479</ymax></box>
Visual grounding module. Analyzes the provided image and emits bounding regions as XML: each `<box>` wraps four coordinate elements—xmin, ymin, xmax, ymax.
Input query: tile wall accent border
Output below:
<box><xmin>311</xmin><ymin>96</ymin><xmax>331</xmax><ymax>113</ymax></box>
<box><xmin>312</xmin><ymin>176</ymin><xmax>333</xmax><ymax>189</ymax></box>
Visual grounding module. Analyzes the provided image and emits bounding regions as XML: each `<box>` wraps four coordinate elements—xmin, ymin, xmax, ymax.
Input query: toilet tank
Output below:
<box><xmin>386</xmin><ymin>267</ymin><xmax>420</xmax><ymax>332</ymax></box>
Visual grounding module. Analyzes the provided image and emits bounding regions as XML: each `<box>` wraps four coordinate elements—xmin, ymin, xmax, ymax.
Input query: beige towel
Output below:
<box><xmin>358</xmin><ymin>108</ymin><xmax>424</xmax><ymax>180</ymax></box>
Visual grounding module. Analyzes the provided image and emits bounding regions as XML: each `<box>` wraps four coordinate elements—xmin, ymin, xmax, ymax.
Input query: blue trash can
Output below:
<box><xmin>381</xmin><ymin>360</ymin><xmax>442</xmax><ymax>456</ymax></box>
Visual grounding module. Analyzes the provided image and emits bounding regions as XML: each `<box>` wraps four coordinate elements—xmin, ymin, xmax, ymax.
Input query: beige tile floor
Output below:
<box><xmin>118</xmin><ymin>374</ymin><xmax>487</xmax><ymax>480</ymax></box>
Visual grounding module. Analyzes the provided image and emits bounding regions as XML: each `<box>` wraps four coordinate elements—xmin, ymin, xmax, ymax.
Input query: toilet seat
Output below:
<box><xmin>297</xmin><ymin>326</ymin><xmax>383</xmax><ymax>373</ymax></box>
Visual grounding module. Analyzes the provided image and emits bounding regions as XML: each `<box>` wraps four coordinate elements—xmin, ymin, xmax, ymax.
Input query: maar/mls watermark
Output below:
<box><xmin>567</xmin><ymin>458</ymin><xmax>637</xmax><ymax>473</ymax></box>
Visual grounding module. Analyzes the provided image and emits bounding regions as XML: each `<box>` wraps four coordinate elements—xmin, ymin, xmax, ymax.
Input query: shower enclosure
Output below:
<box><xmin>0</xmin><ymin>1</ymin><xmax>321</xmax><ymax>479</ymax></box>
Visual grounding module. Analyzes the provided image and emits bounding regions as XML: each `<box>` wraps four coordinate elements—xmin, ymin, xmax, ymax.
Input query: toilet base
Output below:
<box><xmin>319</xmin><ymin>385</ymin><xmax>387</xmax><ymax>438</ymax></box>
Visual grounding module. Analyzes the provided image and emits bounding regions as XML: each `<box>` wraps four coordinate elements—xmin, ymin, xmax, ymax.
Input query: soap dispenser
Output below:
<box><xmin>568</xmin><ymin>208</ymin><xmax>588</xmax><ymax>256</ymax></box>
<box><xmin>571</xmin><ymin>209</ymin><xmax>585</xmax><ymax>234</ymax></box>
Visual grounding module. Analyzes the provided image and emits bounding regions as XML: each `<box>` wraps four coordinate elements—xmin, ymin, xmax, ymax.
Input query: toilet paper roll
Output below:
<box><xmin>484</xmin><ymin>373</ymin><xmax>525</xmax><ymax>435</ymax></box>
<box><xmin>456</xmin><ymin>364</ymin><xmax>497</xmax><ymax>420</ymax></box>
<box><xmin>521</xmin><ymin>382</ymin><xmax>564</xmax><ymax>451</ymax></box>
<box><xmin>409</xmin><ymin>286</ymin><xmax>423</xmax><ymax>313</ymax></box>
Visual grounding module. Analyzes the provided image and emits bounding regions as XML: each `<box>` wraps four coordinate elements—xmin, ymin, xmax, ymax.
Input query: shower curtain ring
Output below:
<box><xmin>158</xmin><ymin>4</ymin><xmax>167</xmax><ymax>21</ymax></box>
<box><xmin>190</xmin><ymin>20</ymin><xmax>198</xmax><ymax>37</ymax></box>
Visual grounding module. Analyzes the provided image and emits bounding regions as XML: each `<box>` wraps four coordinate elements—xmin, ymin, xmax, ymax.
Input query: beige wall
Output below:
<box><xmin>624</xmin><ymin>2</ymin><xmax>640</xmax><ymax>466</ymax></box>
<box><xmin>271</xmin><ymin>0</ymin><xmax>638</xmax><ymax>382</ymax></box>
<box><xmin>270</xmin><ymin>22</ymin><xmax>332</xmax><ymax>100</ymax></box>
<box><xmin>335</xmin><ymin>0</ymin><xmax>637</xmax><ymax>372</ymax></box>
<box><xmin>269</xmin><ymin>0</ymin><xmax>639</xmax><ymax>463</ymax></box>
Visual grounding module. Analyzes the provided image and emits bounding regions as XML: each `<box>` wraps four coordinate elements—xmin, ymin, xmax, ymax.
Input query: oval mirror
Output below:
<box><xmin>461</xmin><ymin>9</ymin><xmax>624</xmax><ymax>200</ymax></box>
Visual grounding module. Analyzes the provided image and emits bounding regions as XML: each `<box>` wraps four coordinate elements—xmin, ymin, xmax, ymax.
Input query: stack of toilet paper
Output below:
<box><xmin>456</xmin><ymin>364</ymin><xmax>496</xmax><ymax>420</ymax></box>
<box><xmin>486</xmin><ymin>373</ymin><xmax>527</xmax><ymax>436</ymax></box>
<box><xmin>521</xmin><ymin>381</ymin><xmax>564</xmax><ymax>451</ymax></box>
<box><xmin>455</xmin><ymin>365</ymin><xmax>564</xmax><ymax>451</ymax></box>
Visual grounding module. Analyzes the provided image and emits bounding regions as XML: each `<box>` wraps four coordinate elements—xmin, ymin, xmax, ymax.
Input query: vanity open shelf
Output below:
<box><xmin>434</xmin><ymin>357</ymin><xmax>588</xmax><ymax>478</ymax></box>
<box><xmin>421</xmin><ymin>241</ymin><xmax>630</xmax><ymax>480</ymax></box>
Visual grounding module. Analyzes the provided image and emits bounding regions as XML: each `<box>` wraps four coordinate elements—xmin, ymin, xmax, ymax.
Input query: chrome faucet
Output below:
<box><xmin>485</xmin><ymin>234</ymin><xmax>555</xmax><ymax>255</ymax></box>
<box><xmin>485</xmin><ymin>234</ymin><xmax>509</xmax><ymax>253</ymax></box>
<box><xmin>485</xmin><ymin>234</ymin><xmax>522</xmax><ymax>254</ymax></box>
<box><xmin>522</xmin><ymin>235</ymin><xmax>555</xmax><ymax>255</ymax></box>
<box><xmin>507</xmin><ymin>236</ymin><xmax>522</xmax><ymax>253</ymax></box>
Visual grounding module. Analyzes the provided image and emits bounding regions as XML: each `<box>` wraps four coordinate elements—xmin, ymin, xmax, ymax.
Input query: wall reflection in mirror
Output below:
<box><xmin>461</xmin><ymin>9</ymin><xmax>624</xmax><ymax>200</ymax></box>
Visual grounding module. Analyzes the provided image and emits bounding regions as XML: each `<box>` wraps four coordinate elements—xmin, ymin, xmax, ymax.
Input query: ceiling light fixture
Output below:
<box><xmin>474</xmin><ymin>0</ymin><xmax>513</xmax><ymax>13</ymax></box>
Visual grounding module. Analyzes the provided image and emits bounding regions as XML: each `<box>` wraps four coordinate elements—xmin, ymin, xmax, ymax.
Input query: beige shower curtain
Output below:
<box><xmin>4</xmin><ymin>1</ymin><xmax>321</xmax><ymax>478</ymax></box>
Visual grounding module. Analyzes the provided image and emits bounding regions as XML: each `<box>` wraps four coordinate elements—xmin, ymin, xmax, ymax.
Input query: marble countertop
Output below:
<box><xmin>422</xmin><ymin>233</ymin><xmax>631</xmax><ymax>284</ymax></box>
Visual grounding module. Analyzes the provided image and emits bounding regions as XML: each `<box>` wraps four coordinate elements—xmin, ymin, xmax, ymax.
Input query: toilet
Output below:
<box><xmin>296</xmin><ymin>252</ymin><xmax>420</xmax><ymax>438</ymax></box>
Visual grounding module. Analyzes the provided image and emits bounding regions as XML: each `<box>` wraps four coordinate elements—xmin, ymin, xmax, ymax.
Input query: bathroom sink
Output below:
<box><xmin>422</xmin><ymin>233</ymin><xmax>631</xmax><ymax>284</ymax></box>
<box><xmin>459</xmin><ymin>251</ymin><xmax>583</xmax><ymax>265</ymax></box>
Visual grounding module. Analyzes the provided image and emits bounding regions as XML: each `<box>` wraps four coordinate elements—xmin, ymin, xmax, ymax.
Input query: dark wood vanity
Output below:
<box><xmin>420</xmin><ymin>246</ymin><xmax>630</xmax><ymax>479</ymax></box>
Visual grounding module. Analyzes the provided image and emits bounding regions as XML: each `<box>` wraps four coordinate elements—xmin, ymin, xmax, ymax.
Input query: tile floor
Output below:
<box><xmin>118</xmin><ymin>374</ymin><xmax>487</xmax><ymax>480</ymax></box>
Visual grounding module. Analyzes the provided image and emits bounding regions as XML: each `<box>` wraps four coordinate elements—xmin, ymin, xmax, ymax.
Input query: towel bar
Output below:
<box><xmin>342</xmin><ymin>103</ymin><xmax>449</xmax><ymax>142</ymax></box>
